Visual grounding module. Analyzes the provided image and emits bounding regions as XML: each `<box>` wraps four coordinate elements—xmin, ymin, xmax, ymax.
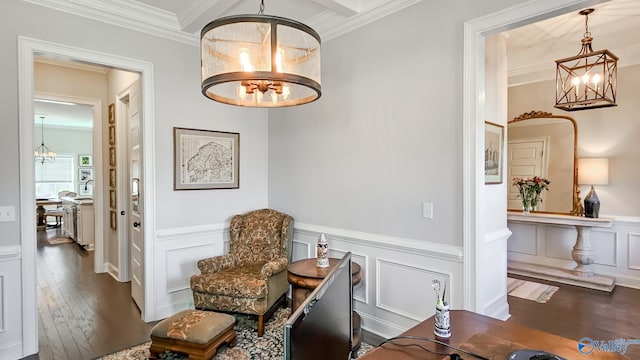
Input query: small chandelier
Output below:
<box><xmin>200</xmin><ymin>0</ymin><xmax>321</xmax><ymax>107</ymax></box>
<box><xmin>34</xmin><ymin>115</ymin><xmax>56</xmax><ymax>165</ymax></box>
<box><xmin>555</xmin><ymin>8</ymin><xmax>618</xmax><ymax>111</ymax></box>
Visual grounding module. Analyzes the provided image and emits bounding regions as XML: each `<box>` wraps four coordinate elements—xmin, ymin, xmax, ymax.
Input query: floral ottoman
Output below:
<box><xmin>150</xmin><ymin>310</ymin><xmax>236</xmax><ymax>360</ymax></box>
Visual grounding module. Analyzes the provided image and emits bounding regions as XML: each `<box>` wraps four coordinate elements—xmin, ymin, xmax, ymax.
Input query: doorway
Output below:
<box><xmin>18</xmin><ymin>36</ymin><xmax>157</xmax><ymax>357</ymax></box>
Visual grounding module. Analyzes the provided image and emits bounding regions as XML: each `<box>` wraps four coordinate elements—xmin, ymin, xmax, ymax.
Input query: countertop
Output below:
<box><xmin>61</xmin><ymin>196</ymin><xmax>94</xmax><ymax>205</ymax></box>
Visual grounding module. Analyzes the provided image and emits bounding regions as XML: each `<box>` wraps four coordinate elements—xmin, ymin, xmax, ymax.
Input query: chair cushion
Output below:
<box><xmin>190</xmin><ymin>264</ymin><xmax>267</xmax><ymax>298</ymax></box>
<box><xmin>151</xmin><ymin>310</ymin><xmax>235</xmax><ymax>344</ymax></box>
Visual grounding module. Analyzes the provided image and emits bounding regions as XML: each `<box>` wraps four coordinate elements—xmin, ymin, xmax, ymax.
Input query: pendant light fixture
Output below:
<box><xmin>34</xmin><ymin>115</ymin><xmax>56</xmax><ymax>165</ymax></box>
<box><xmin>200</xmin><ymin>0</ymin><xmax>321</xmax><ymax>107</ymax></box>
<box><xmin>555</xmin><ymin>8</ymin><xmax>618</xmax><ymax>111</ymax></box>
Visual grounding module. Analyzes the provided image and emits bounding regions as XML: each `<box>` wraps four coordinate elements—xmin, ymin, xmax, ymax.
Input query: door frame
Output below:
<box><xmin>18</xmin><ymin>36</ymin><xmax>157</xmax><ymax>356</ymax></box>
<box><xmin>34</xmin><ymin>91</ymin><xmax>105</xmax><ymax>274</ymax></box>
<box><xmin>462</xmin><ymin>0</ymin><xmax>606</xmax><ymax>313</ymax></box>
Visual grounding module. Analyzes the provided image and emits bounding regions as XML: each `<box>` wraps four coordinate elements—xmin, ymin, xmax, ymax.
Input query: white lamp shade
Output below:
<box><xmin>578</xmin><ymin>158</ymin><xmax>609</xmax><ymax>185</ymax></box>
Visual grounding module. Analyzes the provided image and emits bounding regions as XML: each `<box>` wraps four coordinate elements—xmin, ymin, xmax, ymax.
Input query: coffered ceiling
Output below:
<box><xmin>26</xmin><ymin>0</ymin><xmax>640</xmax><ymax>127</ymax></box>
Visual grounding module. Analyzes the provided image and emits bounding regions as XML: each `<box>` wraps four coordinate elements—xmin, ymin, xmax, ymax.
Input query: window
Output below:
<box><xmin>35</xmin><ymin>155</ymin><xmax>74</xmax><ymax>198</ymax></box>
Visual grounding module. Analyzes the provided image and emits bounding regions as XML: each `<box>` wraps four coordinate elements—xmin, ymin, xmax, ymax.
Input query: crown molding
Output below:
<box><xmin>24</xmin><ymin>0</ymin><xmax>423</xmax><ymax>46</ymax></box>
<box><xmin>23</xmin><ymin>0</ymin><xmax>199</xmax><ymax>46</ymax></box>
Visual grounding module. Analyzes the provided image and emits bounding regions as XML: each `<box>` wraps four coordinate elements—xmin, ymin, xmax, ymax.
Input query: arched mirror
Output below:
<box><xmin>507</xmin><ymin>111</ymin><xmax>581</xmax><ymax>215</ymax></box>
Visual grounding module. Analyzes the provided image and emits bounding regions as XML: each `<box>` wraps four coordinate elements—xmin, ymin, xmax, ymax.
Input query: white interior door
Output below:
<box><xmin>127</xmin><ymin>79</ymin><xmax>144</xmax><ymax>312</ymax></box>
<box><xmin>507</xmin><ymin>139</ymin><xmax>546</xmax><ymax>210</ymax></box>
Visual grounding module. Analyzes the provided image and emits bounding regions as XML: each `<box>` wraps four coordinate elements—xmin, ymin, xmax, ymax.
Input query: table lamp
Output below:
<box><xmin>578</xmin><ymin>158</ymin><xmax>609</xmax><ymax>218</ymax></box>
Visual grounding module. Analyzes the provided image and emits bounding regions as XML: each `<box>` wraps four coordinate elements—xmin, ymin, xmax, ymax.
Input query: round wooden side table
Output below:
<box><xmin>287</xmin><ymin>257</ymin><xmax>362</xmax><ymax>355</ymax></box>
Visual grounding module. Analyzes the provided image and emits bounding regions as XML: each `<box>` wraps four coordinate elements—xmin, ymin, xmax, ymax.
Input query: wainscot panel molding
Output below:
<box><xmin>154</xmin><ymin>223</ymin><xmax>227</xmax><ymax>319</ymax></box>
<box><xmin>508</xmin><ymin>216</ymin><xmax>640</xmax><ymax>289</ymax></box>
<box><xmin>293</xmin><ymin>223</ymin><xmax>464</xmax><ymax>339</ymax></box>
<box><xmin>481</xmin><ymin>227</ymin><xmax>511</xmax><ymax>320</ymax></box>
<box><xmin>0</xmin><ymin>246</ymin><xmax>23</xmax><ymax>358</ymax></box>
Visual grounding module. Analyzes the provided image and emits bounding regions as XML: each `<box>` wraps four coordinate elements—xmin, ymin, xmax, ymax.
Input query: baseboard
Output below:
<box><xmin>105</xmin><ymin>262</ymin><xmax>120</xmax><ymax>281</ymax></box>
<box><xmin>0</xmin><ymin>342</ymin><xmax>23</xmax><ymax>359</ymax></box>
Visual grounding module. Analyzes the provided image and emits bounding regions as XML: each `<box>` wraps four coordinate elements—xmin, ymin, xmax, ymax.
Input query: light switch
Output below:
<box><xmin>423</xmin><ymin>202</ymin><xmax>433</xmax><ymax>219</ymax></box>
<box><xmin>0</xmin><ymin>206</ymin><xmax>16</xmax><ymax>222</ymax></box>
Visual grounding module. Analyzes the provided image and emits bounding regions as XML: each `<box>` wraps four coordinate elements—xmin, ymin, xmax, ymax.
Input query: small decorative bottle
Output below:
<box><xmin>316</xmin><ymin>233</ymin><xmax>329</xmax><ymax>268</ymax></box>
<box><xmin>432</xmin><ymin>280</ymin><xmax>451</xmax><ymax>338</ymax></box>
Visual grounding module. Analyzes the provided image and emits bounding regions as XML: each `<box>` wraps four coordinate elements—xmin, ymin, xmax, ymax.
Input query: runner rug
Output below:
<box><xmin>507</xmin><ymin>277</ymin><xmax>559</xmax><ymax>303</ymax></box>
<box><xmin>47</xmin><ymin>237</ymin><xmax>73</xmax><ymax>245</ymax></box>
<box><xmin>96</xmin><ymin>307</ymin><xmax>375</xmax><ymax>360</ymax></box>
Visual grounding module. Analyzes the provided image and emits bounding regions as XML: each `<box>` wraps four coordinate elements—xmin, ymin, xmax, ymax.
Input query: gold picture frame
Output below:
<box><xmin>109</xmin><ymin>147</ymin><xmax>116</xmax><ymax>167</ymax></box>
<box><xmin>110</xmin><ymin>210</ymin><xmax>117</xmax><ymax>230</ymax></box>
<box><xmin>108</xmin><ymin>103</ymin><xmax>115</xmax><ymax>124</ymax></box>
<box><xmin>108</xmin><ymin>125</ymin><xmax>116</xmax><ymax>145</ymax></box>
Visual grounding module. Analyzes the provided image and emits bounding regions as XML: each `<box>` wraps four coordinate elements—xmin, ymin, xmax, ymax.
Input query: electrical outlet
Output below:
<box><xmin>422</xmin><ymin>202</ymin><xmax>433</xmax><ymax>219</ymax></box>
<box><xmin>0</xmin><ymin>206</ymin><xmax>16</xmax><ymax>222</ymax></box>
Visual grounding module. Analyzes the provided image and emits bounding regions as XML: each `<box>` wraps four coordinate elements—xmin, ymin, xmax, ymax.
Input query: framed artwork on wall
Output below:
<box><xmin>173</xmin><ymin>127</ymin><xmax>240</xmax><ymax>190</ymax></box>
<box><xmin>109</xmin><ymin>168</ymin><xmax>117</xmax><ymax>188</ymax></box>
<box><xmin>79</xmin><ymin>168</ymin><xmax>93</xmax><ymax>182</ymax></box>
<box><xmin>109</xmin><ymin>147</ymin><xmax>116</xmax><ymax>166</ymax></box>
<box><xmin>79</xmin><ymin>184</ymin><xmax>93</xmax><ymax>197</ymax></box>
<box><xmin>108</xmin><ymin>103</ymin><xmax>115</xmax><ymax>124</ymax></box>
<box><xmin>79</xmin><ymin>154</ymin><xmax>93</xmax><ymax>167</ymax></box>
<box><xmin>110</xmin><ymin>210</ymin><xmax>117</xmax><ymax>230</ymax></box>
<box><xmin>109</xmin><ymin>125</ymin><xmax>116</xmax><ymax>145</ymax></box>
<box><xmin>109</xmin><ymin>189</ymin><xmax>117</xmax><ymax>209</ymax></box>
<box><xmin>484</xmin><ymin>121</ymin><xmax>504</xmax><ymax>184</ymax></box>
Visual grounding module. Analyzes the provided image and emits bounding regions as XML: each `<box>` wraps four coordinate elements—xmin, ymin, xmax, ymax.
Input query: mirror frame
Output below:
<box><xmin>508</xmin><ymin>110</ymin><xmax>582</xmax><ymax>216</ymax></box>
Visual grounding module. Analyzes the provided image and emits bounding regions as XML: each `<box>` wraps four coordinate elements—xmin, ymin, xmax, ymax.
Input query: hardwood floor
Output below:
<box><xmin>23</xmin><ymin>227</ymin><xmax>155</xmax><ymax>360</ymax></box>
<box><xmin>23</xmin><ymin>227</ymin><xmax>640</xmax><ymax>359</ymax></box>
<box><xmin>507</xmin><ymin>274</ymin><xmax>640</xmax><ymax>358</ymax></box>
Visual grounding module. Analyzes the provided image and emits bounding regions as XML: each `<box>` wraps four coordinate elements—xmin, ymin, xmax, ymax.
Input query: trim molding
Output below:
<box><xmin>294</xmin><ymin>222</ymin><xmax>463</xmax><ymax>261</ymax></box>
<box><xmin>23</xmin><ymin>0</ymin><xmax>425</xmax><ymax>45</ymax></box>
<box><xmin>156</xmin><ymin>223</ymin><xmax>227</xmax><ymax>240</ymax></box>
<box><xmin>0</xmin><ymin>246</ymin><xmax>21</xmax><ymax>261</ymax></box>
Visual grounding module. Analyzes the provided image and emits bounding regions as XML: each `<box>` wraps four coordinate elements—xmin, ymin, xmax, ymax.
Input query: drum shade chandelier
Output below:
<box><xmin>200</xmin><ymin>0</ymin><xmax>321</xmax><ymax>107</ymax></box>
<box><xmin>34</xmin><ymin>115</ymin><xmax>56</xmax><ymax>165</ymax></box>
<box><xmin>555</xmin><ymin>8</ymin><xmax>618</xmax><ymax>111</ymax></box>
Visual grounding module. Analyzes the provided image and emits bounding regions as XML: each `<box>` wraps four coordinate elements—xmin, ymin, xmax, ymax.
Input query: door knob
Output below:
<box><xmin>121</xmin><ymin>210</ymin><xmax>126</xmax><ymax>215</ymax></box>
<box><xmin>133</xmin><ymin>221</ymin><xmax>140</xmax><ymax>228</ymax></box>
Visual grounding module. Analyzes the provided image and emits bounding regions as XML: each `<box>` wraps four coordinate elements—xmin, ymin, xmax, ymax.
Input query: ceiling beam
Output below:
<box><xmin>309</xmin><ymin>0</ymin><xmax>359</xmax><ymax>17</ymax></box>
<box><xmin>177</xmin><ymin>0</ymin><xmax>242</xmax><ymax>34</ymax></box>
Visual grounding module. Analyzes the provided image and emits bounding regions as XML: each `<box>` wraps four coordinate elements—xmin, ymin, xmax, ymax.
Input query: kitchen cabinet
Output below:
<box><xmin>61</xmin><ymin>197</ymin><xmax>94</xmax><ymax>251</ymax></box>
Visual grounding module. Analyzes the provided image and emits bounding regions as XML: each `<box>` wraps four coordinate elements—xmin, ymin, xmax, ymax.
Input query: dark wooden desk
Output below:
<box><xmin>287</xmin><ymin>257</ymin><xmax>362</xmax><ymax>355</ymax></box>
<box><xmin>360</xmin><ymin>310</ymin><xmax>628</xmax><ymax>359</ymax></box>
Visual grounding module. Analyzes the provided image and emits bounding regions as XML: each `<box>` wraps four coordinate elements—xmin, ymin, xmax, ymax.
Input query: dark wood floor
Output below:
<box><xmin>24</xmin><ymin>228</ymin><xmax>640</xmax><ymax>359</ymax></box>
<box><xmin>507</xmin><ymin>274</ymin><xmax>640</xmax><ymax>359</ymax></box>
<box><xmin>23</xmin><ymin>227</ymin><xmax>155</xmax><ymax>360</ymax></box>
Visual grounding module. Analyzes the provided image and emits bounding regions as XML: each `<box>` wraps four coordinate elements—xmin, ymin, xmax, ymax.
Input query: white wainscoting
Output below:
<box><xmin>480</xmin><ymin>228</ymin><xmax>512</xmax><ymax>320</ymax></box>
<box><xmin>154</xmin><ymin>223</ymin><xmax>227</xmax><ymax>319</ymax></box>
<box><xmin>293</xmin><ymin>223</ymin><xmax>464</xmax><ymax>339</ymax></box>
<box><xmin>508</xmin><ymin>216</ymin><xmax>640</xmax><ymax>289</ymax></box>
<box><xmin>150</xmin><ymin>221</ymin><xmax>466</xmax><ymax>338</ymax></box>
<box><xmin>0</xmin><ymin>246</ymin><xmax>23</xmax><ymax>359</ymax></box>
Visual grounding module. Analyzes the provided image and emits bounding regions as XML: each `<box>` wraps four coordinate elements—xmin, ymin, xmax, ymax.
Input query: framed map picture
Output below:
<box><xmin>173</xmin><ymin>127</ymin><xmax>239</xmax><ymax>190</ymax></box>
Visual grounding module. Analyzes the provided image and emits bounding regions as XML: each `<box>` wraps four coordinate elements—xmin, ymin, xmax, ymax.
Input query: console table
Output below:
<box><xmin>360</xmin><ymin>310</ymin><xmax>628</xmax><ymax>359</ymax></box>
<box><xmin>507</xmin><ymin>211</ymin><xmax>614</xmax><ymax>291</ymax></box>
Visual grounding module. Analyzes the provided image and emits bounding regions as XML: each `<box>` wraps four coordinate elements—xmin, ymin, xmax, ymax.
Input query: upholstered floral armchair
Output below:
<box><xmin>190</xmin><ymin>209</ymin><xmax>293</xmax><ymax>336</ymax></box>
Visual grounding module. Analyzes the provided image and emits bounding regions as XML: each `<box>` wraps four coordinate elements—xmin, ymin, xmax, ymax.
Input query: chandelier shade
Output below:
<box><xmin>34</xmin><ymin>115</ymin><xmax>56</xmax><ymax>165</ymax></box>
<box><xmin>201</xmin><ymin>14</ymin><xmax>321</xmax><ymax>108</ymax></box>
<box><xmin>555</xmin><ymin>8</ymin><xmax>618</xmax><ymax>111</ymax></box>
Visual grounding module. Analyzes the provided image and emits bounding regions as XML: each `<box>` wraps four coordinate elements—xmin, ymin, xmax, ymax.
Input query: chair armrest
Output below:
<box><xmin>197</xmin><ymin>255</ymin><xmax>236</xmax><ymax>274</ymax></box>
<box><xmin>260</xmin><ymin>257</ymin><xmax>288</xmax><ymax>278</ymax></box>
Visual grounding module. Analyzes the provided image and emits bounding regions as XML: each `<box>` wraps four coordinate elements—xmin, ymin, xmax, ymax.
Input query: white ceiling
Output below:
<box><xmin>504</xmin><ymin>0</ymin><xmax>640</xmax><ymax>86</ymax></box>
<box><xmin>28</xmin><ymin>0</ymin><xmax>640</xmax><ymax>128</ymax></box>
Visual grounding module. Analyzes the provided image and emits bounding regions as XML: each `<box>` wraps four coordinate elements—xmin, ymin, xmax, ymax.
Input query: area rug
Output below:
<box><xmin>96</xmin><ymin>307</ymin><xmax>375</xmax><ymax>360</ymax></box>
<box><xmin>507</xmin><ymin>277</ymin><xmax>559</xmax><ymax>303</ymax></box>
<box><xmin>47</xmin><ymin>236</ymin><xmax>73</xmax><ymax>245</ymax></box>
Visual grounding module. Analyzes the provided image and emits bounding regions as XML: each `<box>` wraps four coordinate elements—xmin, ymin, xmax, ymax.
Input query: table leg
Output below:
<box><xmin>36</xmin><ymin>205</ymin><xmax>47</xmax><ymax>229</ymax></box>
<box><xmin>572</xmin><ymin>225</ymin><xmax>595</xmax><ymax>277</ymax></box>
